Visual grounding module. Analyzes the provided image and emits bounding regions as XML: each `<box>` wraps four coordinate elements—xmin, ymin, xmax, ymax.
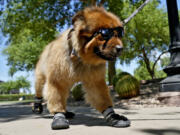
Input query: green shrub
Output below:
<box><xmin>115</xmin><ymin>73</ymin><xmax>140</xmax><ymax>99</ymax></box>
<box><xmin>0</xmin><ymin>76</ymin><xmax>31</xmax><ymax>94</ymax></box>
<box><xmin>0</xmin><ymin>94</ymin><xmax>34</xmax><ymax>101</ymax></box>
<box><xmin>72</xmin><ymin>84</ymin><xmax>84</xmax><ymax>101</ymax></box>
<box><xmin>112</xmin><ymin>72</ymin><xmax>130</xmax><ymax>87</ymax></box>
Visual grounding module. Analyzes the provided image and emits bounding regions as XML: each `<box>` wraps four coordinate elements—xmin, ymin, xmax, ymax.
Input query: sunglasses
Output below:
<box><xmin>94</xmin><ymin>27</ymin><xmax>124</xmax><ymax>40</ymax></box>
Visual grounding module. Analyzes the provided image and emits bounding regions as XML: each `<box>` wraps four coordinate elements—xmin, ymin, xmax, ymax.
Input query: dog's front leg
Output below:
<box><xmin>83</xmin><ymin>79</ymin><xmax>131</xmax><ymax>127</ymax></box>
<box><xmin>46</xmin><ymin>80</ymin><xmax>70</xmax><ymax>130</ymax></box>
<box><xmin>83</xmin><ymin>79</ymin><xmax>113</xmax><ymax>112</ymax></box>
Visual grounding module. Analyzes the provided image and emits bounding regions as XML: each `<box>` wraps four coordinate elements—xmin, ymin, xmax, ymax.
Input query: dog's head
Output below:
<box><xmin>72</xmin><ymin>7</ymin><xmax>124</xmax><ymax>65</ymax></box>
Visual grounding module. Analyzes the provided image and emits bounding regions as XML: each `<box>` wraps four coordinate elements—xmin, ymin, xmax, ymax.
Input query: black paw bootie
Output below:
<box><xmin>51</xmin><ymin>113</ymin><xmax>70</xmax><ymax>130</ymax></box>
<box><xmin>64</xmin><ymin>111</ymin><xmax>75</xmax><ymax>119</ymax></box>
<box><xmin>102</xmin><ymin>107</ymin><xmax>131</xmax><ymax>127</ymax></box>
<box><xmin>32</xmin><ymin>97</ymin><xmax>43</xmax><ymax>114</ymax></box>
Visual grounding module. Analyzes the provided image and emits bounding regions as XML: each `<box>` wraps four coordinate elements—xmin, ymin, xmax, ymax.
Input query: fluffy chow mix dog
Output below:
<box><xmin>32</xmin><ymin>7</ymin><xmax>130</xmax><ymax>129</ymax></box>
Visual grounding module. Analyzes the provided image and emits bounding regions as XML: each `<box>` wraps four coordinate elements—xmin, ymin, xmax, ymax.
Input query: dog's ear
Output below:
<box><xmin>72</xmin><ymin>11</ymin><xmax>85</xmax><ymax>25</ymax></box>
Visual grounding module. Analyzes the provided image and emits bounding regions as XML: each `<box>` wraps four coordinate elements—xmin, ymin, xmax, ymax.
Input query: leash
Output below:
<box><xmin>123</xmin><ymin>0</ymin><xmax>151</xmax><ymax>25</ymax></box>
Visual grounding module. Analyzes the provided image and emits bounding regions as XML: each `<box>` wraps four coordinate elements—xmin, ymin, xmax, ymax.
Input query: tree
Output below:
<box><xmin>120</xmin><ymin>0</ymin><xmax>169</xmax><ymax>79</ymax></box>
<box><xmin>0</xmin><ymin>76</ymin><xmax>31</xmax><ymax>94</ymax></box>
<box><xmin>134</xmin><ymin>62</ymin><xmax>167</xmax><ymax>80</ymax></box>
<box><xmin>3</xmin><ymin>29</ymin><xmax>49</xmax><ymax>75</ymax></box>
<box><xmin>15</xmin><ymin>76</ymin><xmax>31</xmax><ymax>93</ymax></box>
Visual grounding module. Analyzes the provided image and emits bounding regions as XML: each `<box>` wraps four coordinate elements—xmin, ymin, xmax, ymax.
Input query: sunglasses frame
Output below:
<box><xmin>95</xmin><ymin>27</ymin><xmax>124</xmax><ymax>40</ymax></box>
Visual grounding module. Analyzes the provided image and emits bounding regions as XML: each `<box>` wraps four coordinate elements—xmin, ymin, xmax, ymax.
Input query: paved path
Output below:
<box><xmin>0</xmin><ymin>102</ymin><xmax>180</xmax><ymax>135</ymax></box>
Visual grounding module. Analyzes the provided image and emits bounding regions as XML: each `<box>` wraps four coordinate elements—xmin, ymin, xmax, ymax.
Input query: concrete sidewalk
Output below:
<box><xmin>0</xmin><ymin>103</ymin><xmax>180</xmax><ymax>135</ymax></box>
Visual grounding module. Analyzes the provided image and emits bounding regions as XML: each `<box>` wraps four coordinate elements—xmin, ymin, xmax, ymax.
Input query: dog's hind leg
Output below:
<box><xmin>35</xmin><ymin>73</ymin><xmax>46</xmax><ymax>98</ymax></box>
<box><xmin>46</xmin><ymin>81</ymin><xmax>69</xmax><ymax>114</ymax></box>
<box><xmin>32</xmin><ymin>71</ymin><xmax>46</xmax><ymax>114</ymax></box>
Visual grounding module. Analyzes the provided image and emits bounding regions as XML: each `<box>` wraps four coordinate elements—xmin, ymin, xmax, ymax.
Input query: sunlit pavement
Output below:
<box><xmin>0</xmin><ymin>103</ymin><xmax>180</xmax><ymax>135</ymax></box>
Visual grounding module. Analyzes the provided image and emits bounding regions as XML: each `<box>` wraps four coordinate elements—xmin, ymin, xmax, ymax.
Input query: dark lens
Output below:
<box><xmin>100</xmin><ymin>29</ymin><xmax>109</xmax><ymax>35</ymax></box>
<box><xmin>99</xmin><ymin>28</ymin><xmax>111</xmax><ymax>40</ymax></box>
<box><xmin>116</xmin><ymin>27</ymin><xmax>124</xmax><ymax>37</ymax></box>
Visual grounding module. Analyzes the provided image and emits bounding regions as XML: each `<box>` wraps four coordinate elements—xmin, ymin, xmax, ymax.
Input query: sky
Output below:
<box><xmin>0</xmin><ymin>0</ymin><xmax>180</xmax><ymax>93</ymax></box>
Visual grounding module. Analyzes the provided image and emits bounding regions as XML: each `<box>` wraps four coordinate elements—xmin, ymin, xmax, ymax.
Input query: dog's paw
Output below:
<box><xmin>51</xmin><ymin>113</ymin><xmax>69</xmax><ymax>130</ymax></box>
<box><xmin>32</xmin><ymin>102</ymin><xmax>43</xmax><ymax>114</ymax></box>
<box><xmin>105</xmin><ymin>113</ymin><xmax>131</xmax><ymax>128</ymax></box>
<box><xmin>32</xmin><ymin>97</ymin><xmax>43</xmax><ymax>114</ymax></box>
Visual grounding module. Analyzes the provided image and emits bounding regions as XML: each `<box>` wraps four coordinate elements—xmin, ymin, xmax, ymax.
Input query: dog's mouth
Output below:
<box><xmin>93</xmin><ymin>47</ymin><xmax>117</xmax><ymax>61</ymax></box>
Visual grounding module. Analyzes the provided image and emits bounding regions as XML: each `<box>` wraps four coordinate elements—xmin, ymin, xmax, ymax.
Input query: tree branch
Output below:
<box><xmin>152</xmin><ymin>50</ymin><xmax>168</xmax><ymax>73</ymax></box>
<box><xmin>138</xmin><ymin>54</ymin><xmax>144</xmax><ymax>59</ymax></box>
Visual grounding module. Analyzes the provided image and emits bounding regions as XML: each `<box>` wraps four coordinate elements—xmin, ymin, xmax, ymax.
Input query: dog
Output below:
<box><xmin>32</xmin><ymin>7</ymin><xmax>130</xmax><ymax>129</ymax></box>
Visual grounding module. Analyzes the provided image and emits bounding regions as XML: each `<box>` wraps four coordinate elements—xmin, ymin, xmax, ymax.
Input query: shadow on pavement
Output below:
<box><xmin>69</xmin><ymin>113</ymin><xmax>107</xmax><ymax>126</ymax></box>
<box><xmin>137</xmin><ymin>128</ymin><xmax>180</xmax><ymax>135</ymax></box>
<box><xmin>35</xmin><ymin>107</ymin><xmax>107</xmax><ymax>127</ymax></box>
<box><xmin>0</xmin><ymin>103</ymin><xmax>34</xmax><ymax>123</ymax></box>
<box><xmin>0</xmin><ymin>103</ymin><xmax>107</xmax><ymax>127</ymax></box>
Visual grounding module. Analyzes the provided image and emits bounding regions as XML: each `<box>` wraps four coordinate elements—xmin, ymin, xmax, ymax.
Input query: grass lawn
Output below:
<box><xmin>0</xmin><ymin>100</ymin><xmax>34</xmax><ymax>105</ymax></box>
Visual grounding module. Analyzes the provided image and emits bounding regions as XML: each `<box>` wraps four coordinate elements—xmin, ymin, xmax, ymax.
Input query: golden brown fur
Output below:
<box><xmin>35</xmin><ymin>7</ymin><xmax>123</xmax><ymax>114</ymax></box>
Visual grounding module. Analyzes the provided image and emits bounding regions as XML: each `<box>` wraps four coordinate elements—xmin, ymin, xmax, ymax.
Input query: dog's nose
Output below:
<box><xmin>116</xmin><ymin>45</ymin><xmax>123</xmax><ymax>53</ymax></box>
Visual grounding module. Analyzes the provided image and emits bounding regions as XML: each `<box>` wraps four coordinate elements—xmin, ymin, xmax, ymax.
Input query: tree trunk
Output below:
<box><xmin>90</xmin><ymin>0</ymin><xmax>96</xmax><ymax>6</ymax></box>
<box><xmin>108</xmin><ymin>61</ymin><xmax>116</xmax><ymax>85</ymax></box>
<box><xmin>142</xmin><ymin>48</ymin><xmax>155</xmax><ymax>79</ymax></box>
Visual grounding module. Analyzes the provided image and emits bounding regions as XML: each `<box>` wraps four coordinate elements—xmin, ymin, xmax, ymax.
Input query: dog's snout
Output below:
<box><xmin>116</xmin><ymin>45</ymin><xmax>123</xmax><ymax>53</ymax></box>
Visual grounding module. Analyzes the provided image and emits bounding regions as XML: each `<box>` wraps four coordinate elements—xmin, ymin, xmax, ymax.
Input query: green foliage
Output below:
<box><xmin>115</xmin><ymin>73</ymin><xmax>140</xmax><ymax>99</ymax></box>
<box><xmin>107</xmin><ymin>0</ymin><xmax>146</xmax><ymax>20</ymax></box>
<box><xmin>1</xmin><ymin>0</ymin><xmax>80</xmax><ymax>39</ymax></box>
<box><xmin>116</xmin><ymin>68</ymin><xmax>122</xmax><ymax>75</ymax></box>
<box><xmin>160</xmin><ymin>56</ymin><xmax>170</xmax><ymax>69</ymax></box>
<box><xmin>134</xmin><ymin>62</ymin><xmax>167</xmax><ymax>80</ymax></box>
<box><xmin>0</xmin><ymin>76</ymin><xmax>31</xmax><ymax>94</ymax></box>
<box><xmin>0</xmin><ymin>94</ymin><xmax>34</xmax><ymax>101</ymax></box>
<box><xmin>134</xmin><ymin>64</ymin><xmax>151</xmax><ymax>80</ymax></box>
<box><xmin>3</xmin><ymin>29</ymin><xmax>48</xmax><ymax>74</ymax></box>
<box><xmin>71</xmin><ymin>83</ymin><xmax>84</xmax><ymax>101</ymax></box>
